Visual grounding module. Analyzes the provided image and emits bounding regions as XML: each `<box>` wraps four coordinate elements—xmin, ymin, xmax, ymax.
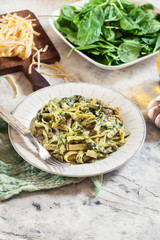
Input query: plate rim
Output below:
<box><xmin>8</xmin><ymin>82</ymin><xmax>146</xmax><ymax>177</ymax></box>
<box><xmin>49</xmin><ymin>0</ymin><xmax>159</xmax><ymax>70</ymax></box>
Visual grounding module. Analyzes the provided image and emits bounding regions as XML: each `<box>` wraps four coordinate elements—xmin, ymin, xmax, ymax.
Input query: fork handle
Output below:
<box><xmin>0</xmin><ymin>105</ymin><xmax>30</xmax><ymax>136</ymax></box>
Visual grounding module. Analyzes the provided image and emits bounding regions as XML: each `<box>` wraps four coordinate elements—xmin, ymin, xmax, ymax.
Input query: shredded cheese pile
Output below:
<box><xmin>0</xmin><ymin>13</ymin><xmax>39</xmax><ymax>60</ymax></box>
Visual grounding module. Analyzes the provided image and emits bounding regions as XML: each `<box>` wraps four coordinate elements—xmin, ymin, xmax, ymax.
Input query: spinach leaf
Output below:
<box><xmin>67</xmin><ymin>32</ymin><xmax>80</xmax><ymax>46</ymax></box>
<box><xmin>147</xmin><ymin>19</ymin><xmax>160</xmax><ymax>34</ymax></box>
<box><xmin>140</xmin><ymin>6</ymin><xmax>154</xmax><ymax>22</ymax></box>
<box><xmin>120</xmin><ymin>15</ymin><xmax>140</xmax><ymax>30</ymax></box>
<box><xmin>102</xmin><ymin>26</ymin><xmax>115</xmax><ymax>42</ymax></box>
<box><xmin>153</xmin><ymin>34</ymin><xmax>160</xmax><ymax>52</ymax></box>
<box><xmin>84</xmin><ymin>0</ymin><xmax>106</xmax><ymax>8</ymax></box>
<box><xmin>71</xmin><ymin>21</ymin><xmax>79</xmax><ymax>32</ymax></box>
<box><xmin>55</xmin><ymin>17</ymin><xmax>74</xmax><ymax>36</ymax></box>
<box><xmin>76</xmin><ymin>44</ymin><xmax>99</xmax><ymax>51</ymax></box>
<box><xmin>141</xmin><ymin>3</ymin><xmax>154</xmax><ymax>11</ymax></box>
<box><xmin>129</xmin><ymin>6</ymin><xmax>154</xmax><ymax>23</ymax></box>
<box><xmin>141</xmin><ymin>37</ymin><xmax>156</xmax><ymax>46</ymax></box>
<box><xmin>61</xmin><ymin>5</ymin><xmax>77</xmax><ymax>20</ymax></box>
<box><xmin>115</xmin><ymin>30</ymin><xmax>123</xmax><ymax>39</ymax></box>
<box><xmin>121</xmin><ymin>37</ymin><xmax>140</xmax><ymax>43</ymax></box>
<box><xmin>96</xmin><ymin>38</ymin><xmax>119</xmax><ymax>51</ymax></box>
<box><xmin>118</xmin><ymin>41</ymin><xmax>141</xmax><ymax>63</ymax></box>
<box><xmin>88</xmin><ymin>49</ymin><xmax>101</xmax><ymax>55</ymax></box>
<box><xmin>141</xmin><ymin>44</ymin><xmax>153</xmax><ymax>54</ymax></box>
<box><xmin>132</xmin><ymin>21</ymin><xmax>150</xmax><ymax>36</ymax></box>
<box><xmin>128</xmin><ymin>6</ymin><xmax>145</xmax><ymax>23</ymax></box>
<box><xmin>118</xmin><ymin>0</ymin><xmax>135</xmax><ymax>10</ymax></box>
<box><xmin>77</xmin><ymin>6</ymin><xmax>104</xmax><ymax>45</ymax></box>
<box><xmin>120</xmin><ymin>5</ymin><xmax>154</xmax><ymax>35</ymax></box>
<box><xmin>72</xmin><ymin>6</ymin><xmax>95</xmax><ymax>25</ymax></box>
<box><xmin>104</xmin><ymin>4</ymin><xmax>122</xmax><ymax>22</ymax></box>
<box><xmin>146</xmin><ymin>32</ymin><xmax>159</xmax><ymax>38</ymax></box>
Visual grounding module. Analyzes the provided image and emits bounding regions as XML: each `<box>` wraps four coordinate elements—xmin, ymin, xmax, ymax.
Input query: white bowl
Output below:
<box><xmin>49</xmin><ymin>0</ymin><xmax>160</xmax><ymax>70</ymax></box>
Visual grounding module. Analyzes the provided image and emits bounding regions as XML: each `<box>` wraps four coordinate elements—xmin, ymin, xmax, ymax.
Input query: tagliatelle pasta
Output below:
<box><xmin>0</xmin><ymin>12</ymin><xmax>48</xmax><ymax>77</ymax></box>
<box><xmin>6</xmin><ymin>75</ymin><xmax>19</xmax><ymax>98</ymax></box>
<box><xmin>0</xmin><ymin>13</ymin><xmax>39</xmax><ymax>60</ymax></box>
<box><xmin>31</xmin><ymin>95</ymin><xmax>130</xmax><ymax>164</ymax></box>
<box><xmin>0</xmin><ymin>12</ymin><xmax>81</xmax><ymax>99</ymax></box>
<box><xmin>29</xmin><ymin>61</ymin><xmax>81</xmax><ymax>83</ymax></box>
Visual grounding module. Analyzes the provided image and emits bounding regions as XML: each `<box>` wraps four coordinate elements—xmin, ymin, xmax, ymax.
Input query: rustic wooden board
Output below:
<box><xmin>0</xmin><ymin>10</ymin><xmax>60</xmax><ymax>90</ymax></box>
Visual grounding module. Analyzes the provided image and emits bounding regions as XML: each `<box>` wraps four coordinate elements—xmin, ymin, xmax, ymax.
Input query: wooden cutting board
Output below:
<box><xmin>0</xmin><ymin>10</ymin><xmax>60</xmax><ymax>90</ymax></box>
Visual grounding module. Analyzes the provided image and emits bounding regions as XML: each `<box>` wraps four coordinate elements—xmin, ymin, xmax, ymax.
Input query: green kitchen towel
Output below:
<box><xmin>0</xmin><ymin>118</ymin><xmax>102</xmax><ymax>201</ymax></box>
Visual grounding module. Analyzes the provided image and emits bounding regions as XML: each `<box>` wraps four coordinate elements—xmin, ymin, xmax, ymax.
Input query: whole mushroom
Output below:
<box><xmin>147</xmin><ymin>96</ymin><xmax>160</xmax><ymax>128</ymax></box>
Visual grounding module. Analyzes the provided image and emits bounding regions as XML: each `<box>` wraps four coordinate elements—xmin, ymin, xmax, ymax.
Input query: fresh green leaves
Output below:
<box><xmin>102</xmin><ymin>26</ymin><xmax>115</xmax><ymax>42</ymax></box>
<box><xmin>153</xmin><ymin>34</ymin><xmax>160</xmax><ymax>52</ymax></box>
<box><xmin>118</xmin><ymin>41</ymin><xmax>141</xmax><ymax>63</ymax></box>
<box><xmin>104</xmin><ymin>4</ymin><xmax>122</xmax><ymax>22</ymax></box>
<box><xmin>55</xmin><ymin>16</ymin><xmax>74</xmax><ymax>36</ymax></box>
<box><xmin>77</xmin><ymin>6</ymin><xmax>104</xmax><ymax>45</ymax></box>
<box><xmin>120</xmin><ymin>15</ymin><xmax>140</xmax><ymax>31</ymax></box>
<box><xmin>55</xmin><ymin>0</ymin><xmax>160</xmax><ymax>66</ymax></box>
<box><xmin>84</xmin><ymin>0</ymin><xmax>106</xmax><ymax>8</ymax></box>
<box><xmin>61</xmin><ymin>5</ymin><xmax>77</xmax><ymax>20</ymax></box>
<box><xmin>147</xmin><ymin>19</ymin><xmax>160</xmax><ymax>34</ymax></box>
<box><xmin>119</xmin><ymin>0</ymin><xmax>135</xmax><ymax>10</ymax></box>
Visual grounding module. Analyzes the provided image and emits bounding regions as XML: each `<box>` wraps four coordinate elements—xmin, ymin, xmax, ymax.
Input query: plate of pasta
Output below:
<box><xmin>9</xmin><ymin>83</ymin><xmax>146</xmax><ymax>177</ymax></box>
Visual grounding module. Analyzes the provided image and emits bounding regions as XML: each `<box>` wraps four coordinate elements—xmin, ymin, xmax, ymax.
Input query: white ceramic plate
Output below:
<box><xmin>9</xmin><ymin>83</ymin><xmax>146</xmax><ymax>177</ymax></box>
<box><xmin>49</xmin><ymin>0</ymin><xmax>160</xmax><ymax>70</ymax></box>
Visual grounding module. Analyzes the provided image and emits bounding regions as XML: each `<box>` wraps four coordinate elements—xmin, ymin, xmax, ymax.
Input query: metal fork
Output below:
<box><xmin>0</xmin><ymin>105</ymin><xmax>66</xmax><ymax>167</ymax></box>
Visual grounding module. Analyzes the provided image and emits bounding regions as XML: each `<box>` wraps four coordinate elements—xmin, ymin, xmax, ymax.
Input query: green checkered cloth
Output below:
<box><xmin>0</xmin><ymin>118</ymin><xmax>102</xmax><ymax>201</ymax></box>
